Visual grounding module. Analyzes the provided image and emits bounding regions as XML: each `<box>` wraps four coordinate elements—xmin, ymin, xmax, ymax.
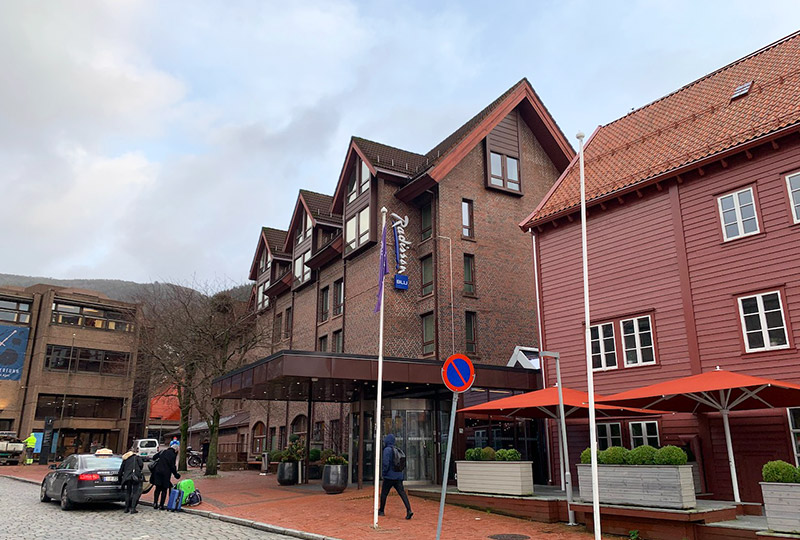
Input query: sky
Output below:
<box><xmin>2</xmin><ymin>1</ymin><xmax>798</xmax><ymax>288</ymax></box>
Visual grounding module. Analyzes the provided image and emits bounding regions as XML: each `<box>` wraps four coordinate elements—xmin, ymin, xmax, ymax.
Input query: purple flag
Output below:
<box><xmin>374</xmin><ymin>221</ymin><xmax>389</xmax><ymax>313</ymax></box>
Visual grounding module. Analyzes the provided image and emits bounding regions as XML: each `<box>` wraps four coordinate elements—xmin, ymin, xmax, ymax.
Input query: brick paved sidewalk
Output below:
<box><xmin>3</xmin><ymin>465</ymin><xmax>607</xmax><ymax>540</ymax></box>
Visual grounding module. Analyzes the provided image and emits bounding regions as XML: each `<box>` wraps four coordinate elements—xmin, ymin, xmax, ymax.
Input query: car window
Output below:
<box><xmin>139</xmin><ymin>440</ymin><xmax>157</xmax><ymax>448</ymax></box>
<box><xmin>59</xmin><ymin>456</ymin><xmax>77</xmax><ymax>470</ymax></box>
<box><xmin>81</xmin><ymin>456</ymin><xmax>123</xmax><ymax>470</ymax></box>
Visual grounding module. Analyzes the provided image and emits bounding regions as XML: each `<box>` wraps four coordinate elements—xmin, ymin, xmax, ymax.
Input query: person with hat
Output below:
<box><xmin>150</xmin><ymin>440</ymin><xmax>180</xmax><ymax>510</ymax></box>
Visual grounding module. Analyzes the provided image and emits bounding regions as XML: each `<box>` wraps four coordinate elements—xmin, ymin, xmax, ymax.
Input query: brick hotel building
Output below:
<box><xmin>215</xmin><ymin>79</ymin><xmax>575</xmax><ymax>485</ymax></box>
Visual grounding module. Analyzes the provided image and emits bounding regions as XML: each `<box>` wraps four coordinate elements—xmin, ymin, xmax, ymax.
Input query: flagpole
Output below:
<box><xmin>373</xmin><ymin>207</ymin><xmax>388</xmax><ymax>529</ymax></box>
<box><xmin>578</xmin><ymin>132</ymin><xmax>601</xmax><ymax>539</ymax></box>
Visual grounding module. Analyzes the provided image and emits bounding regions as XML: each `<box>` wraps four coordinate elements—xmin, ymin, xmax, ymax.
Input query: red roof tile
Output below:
<box><xmin>262</xmin><ymin>227</ymin><xmax>289</xmax><ymax>258</ymax></box>
<box><xmin>521</xmin><ymin>31</ymin><xmax>800</xmax><ymax>230</ymax></box>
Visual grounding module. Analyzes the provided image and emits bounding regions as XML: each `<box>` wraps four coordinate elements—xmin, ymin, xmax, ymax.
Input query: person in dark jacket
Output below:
<box><xmin>378</xmin><ymin>433</ymin><xmax>413</xmax><ymax>519</ymax></box>
<box><xmin>149</xmin><ymin>443</ymin><xmax>180</xmax><ymax>510</ymax></box>
<box><xmin>201</xmin><ymin>438</ymin><xmax>210</xmax><ymax>469</ymax></box>
<box><xmin>118</xmin><ymin>447</ymin><xmax>145</xmax><ymax>513</ymax></box>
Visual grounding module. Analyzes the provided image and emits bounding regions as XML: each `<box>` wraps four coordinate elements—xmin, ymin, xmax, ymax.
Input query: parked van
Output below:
<box><xmin>133</xmin><ymin>438</ymin><xmax>160</xmax><ymax>461</ymax></box>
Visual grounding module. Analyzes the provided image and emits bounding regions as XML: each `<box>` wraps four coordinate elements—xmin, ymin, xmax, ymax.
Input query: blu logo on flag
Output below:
<box><xmin>0</xmin><ymin>325</ymin><xmax>30</xmax><ymax>381</ymax></box>
<box><xmin>390</xmin><ymin>213</ymin><xmax>412</xmax><ymax>289</ymax></box>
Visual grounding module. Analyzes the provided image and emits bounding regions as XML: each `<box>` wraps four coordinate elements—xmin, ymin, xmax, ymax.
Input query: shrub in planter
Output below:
<box><xmin>269</xmin><ymin>450</ymin><xmax>284</xmax><ymax>463</ymax></box>
<box><xmin>465</xmin><ymin>448</ymin><xmax>482</xmax><ymax>461</ymax></box>
<box><xmin>762</xmin><ymin>460</ymin><xmax>800</xmax><ymax>483</ymax></box>
<box><xmin>277</xmin><ymin>437</ymin><xmax>306</xmax><ymax>486</ymax></box>
<box><xmin>626</xmin><ymin>445</ymin><xmax>657</xmax><ymax>465</ymax></box>
<box><xmin>325</xmin><ymin>454</ymin><xmax>348</xmax><ymax>466</ymax></box>
<box><xmin>495</xmin><ymin>449</ymin><xmax>522</xmax><ymax>461</ymax></box>
<box><xmin>580</xmin><ymin>448</ymin><xmax>593</xmax><ymax>464</ymax></box>
<box><xmin>480</xmin><ymin>447</ymin><xmax>496</xmax><ymax>461</ymax></box>
<box><xmin>599</xmin><ymin>446</ymin><xmax>629</xmax><ymax>465</ymax></box>
<box><xmin>309</xmin><ymin>448</ymin><xmax>321</xmax><ymax>463</ymax></box>
<box><xmin>653</xmin><ymin>445</ymin><xmax>688</xmax><ymax>465</ymax></box>
<box><xmin>322</xmin><ymin>454</ymin><xmax>348</xmax><ymax>494</ymax></box>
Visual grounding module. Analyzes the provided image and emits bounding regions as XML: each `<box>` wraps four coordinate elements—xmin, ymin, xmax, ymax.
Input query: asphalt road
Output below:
<box><xmin>0</xmin><ymin>476</ymin><xmax>294</xmax><ymax>540</ymax></box>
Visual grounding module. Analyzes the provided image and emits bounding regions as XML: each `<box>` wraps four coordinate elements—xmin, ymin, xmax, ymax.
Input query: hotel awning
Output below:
<box><xmin>212</xmin><ymin>350</ymin><xmax>541</xmax><ymax>403</ymax></box>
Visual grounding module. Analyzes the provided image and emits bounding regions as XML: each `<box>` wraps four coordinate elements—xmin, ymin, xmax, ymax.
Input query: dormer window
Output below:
<box><xmin>296</xmin><ymin>212</ymin><xmax>312</xmax><ymax>245</ymax></box>
<box><xmin>259</xmin><ymin>250</ymin><xmax>272</xmax><ymax>275</ymax></box>
<box><xmin>347</xmin><ymin>157</ymin><xmax>371</xmax><ymax>204</ymax></box>
<box><xmin>344</xmin><ymin>157</ymin><xmax>374</xmax><ymax>256</ymax></box>
<box><xmin>294</xmin><ymin>250</ymin><xmax>311</xmax><ymax>285</ymax></box>
<box><xmin>485</xmin><ymin>110</ymin><xmax>522</xmax><ymax>194</ymax></box>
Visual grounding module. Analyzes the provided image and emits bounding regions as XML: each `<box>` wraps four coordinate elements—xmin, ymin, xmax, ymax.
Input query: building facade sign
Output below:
<box><xmin>391</xmin><ymin>213</ymin><xmax>411</xmax><ymax>290</ymax></box>
<box><xmin>0</xmin><ymin>325</ymin><xmax>30</xmax><ymax>381</ymax></box>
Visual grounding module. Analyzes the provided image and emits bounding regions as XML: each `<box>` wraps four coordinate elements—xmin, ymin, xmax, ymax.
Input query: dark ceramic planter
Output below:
<box><xmin>277</xmin><ymin>461</ymin><xmax>299</xmax><ymax>485</ymax></box>
<box><xmin>322</xmin><ymin>464</ymin><xmax>348</xmax><ymax>494</ymax></box>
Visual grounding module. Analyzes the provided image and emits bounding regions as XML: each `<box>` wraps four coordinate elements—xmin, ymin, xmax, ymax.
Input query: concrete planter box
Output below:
<box><xmin>455</xmin><ymin>461</ymin><xmax>534</xmax><ymax>496</ymax></box>
<box><xmin>577</xmin><ymin>464</ymin><xmax>696</xmax><ymax>509</ymax></box>
<box><xmin>761</xmin><ymin>482</ymin><xmax>800</xmax><ymax>533</ymax></box>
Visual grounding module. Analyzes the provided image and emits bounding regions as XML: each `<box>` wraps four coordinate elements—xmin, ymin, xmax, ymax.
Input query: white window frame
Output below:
<box><xmin>597</xmin><ymin>422</ymin><xmax>623</xmax><ymax>450</ymax></box>
<box><xmin>788</xmin><ymin>408</ymin><xmax>800</xmax><ymax>467</ymax></box>
<box><xmin>591</xmin><ymin>322</ymin><xmax>618</xmax><ymax>371</ymax></box>
<box><xmin>717</xmin><ymin>186</ymin><xmax>760</xmax><ymax>241</ymax></box>
<box><xmin>620</xmin><ymin>315</ymin><xmax>656</xmax><ymax>367</ymax></box>
<box><xmin>629</xmin><ymin>421</ymin><xmax>660</xmax><ymax>448</ymax></box>
<box><xmin>787</xmin><ymin>172</ymin><xmax>800</xmax><ymax>224</ymax></box>
<box><xmin>737</xmin><ymin>291</ymin><xmax>790</xmax><ymax>353</ymax></box>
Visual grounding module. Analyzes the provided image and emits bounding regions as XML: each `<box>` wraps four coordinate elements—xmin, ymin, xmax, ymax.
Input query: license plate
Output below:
<box><xmin>103</xmin><ymin>476</ymin><xmax>118</xmax><ymax>482</ymax></box>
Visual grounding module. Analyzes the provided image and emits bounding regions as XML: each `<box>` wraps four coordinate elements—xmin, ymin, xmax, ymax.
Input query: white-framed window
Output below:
<box><xmin>597</xmin><ymin>423</ymin><xmax>623</xmax><ymax>450</ymax></box>
<box><xmin>293</xmin><ymin>250</ymin><xmax>312</xmax><ymax>284</ymax></box>
<box><xmin>620</xmin><ymin>315</ymin><xmax>655</xmax><ymax>366</ymax></box>
<box><xmin>718</xmin><ymin>187</ymin><xmax>759</xmax><ymax>241</ymax></box>
<box><xmin>257</xmin><ymin>282</ymin><xmax>269</xmax><ymax>310</ymax></box>
<box><xmin>591</xmin><ymin>322</ymin><xmax>617</xmax><ymax>371</ymax></box>
<box><xmin>630</xmin><ymin>421</ymin><xmax>659</xmax><ymax>448</ymax></box>
<box><xmin>787</xmin><ymin>172</ymin><xmax>800</xmax><ymax>224</ymax></box>
<box><xmin>738</xmin><ymin>291</ymin><xmax>789</xmax><ymax>352</ymax></box>
<box><xmin>788</xmin><ymin>408</ymin><xmax>800</xmax><ymax>467</ymax></box>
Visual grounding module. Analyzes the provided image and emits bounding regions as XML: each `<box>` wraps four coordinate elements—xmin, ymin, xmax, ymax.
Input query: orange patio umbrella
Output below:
<box><xmin>597</xmin><ymin>367</ymin><xmax>800</xmax><ymax>503</ymax></box>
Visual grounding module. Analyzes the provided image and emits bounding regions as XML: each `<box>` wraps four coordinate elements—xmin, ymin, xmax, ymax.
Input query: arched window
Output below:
<box><xmin>291</xmin><ymin>414</ymin><xmax>307</xmax><ymax>437</ymax></box>
<box><xmin>252</xmin><ymin>421</ymin><xmax>266</xmax><ymax>455</ymax></box>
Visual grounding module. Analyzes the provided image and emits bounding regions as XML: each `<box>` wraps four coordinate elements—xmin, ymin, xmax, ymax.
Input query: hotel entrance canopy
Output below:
<box><xmin>212</xmin><ymin>350</ymin><xmax>541</xmax><ymax>402</ymax></box>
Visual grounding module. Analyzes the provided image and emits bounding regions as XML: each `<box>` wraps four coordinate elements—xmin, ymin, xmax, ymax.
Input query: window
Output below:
<box><xmin>461</xmin><ymin>199</ymin><xmax>474</xmax><ymax>238</ymax></box>
<box><xmin>789</xmin><ymin>408</ymin><xmax>800</xmax><ymax>466</ymax></box>
<box><xmin>294</xmin><ymin>250</ymin><xmax>311</xmax><ymax>284</ymax></box>
<box><xmin>347</xmin><ymin>158</ymin><xmax>371</xmax><ymax>204</ymax></box>
<box><xmin>489</xmin><ymin>152</ymin><xmax>520</xmax><ymax>191</ymax></box>
<box><xmin>621</xmin><ymin>315</ymin><xmax>655</xmax><ymax>366</ymax></box>
<box><xmin>597</xmin><ymin>423</ymin><xmax>622</xmax><ymax>450</ymax></box>
<box><xmin>591</xmin><ymin>323</ymin><xmax>617</xmax><ymax>370</ymax></box>
<box><xmin>259</xmin><ymin>250</ymin><xmax>272</xmax><ymax>275</ymax></box>
<box><xmin>273</xmin><ymin>313</ymin><xmax>282</xmax><ymax>343</ymax></box>
<box><xmin>738</xmin><ymin>291</ymin><xmax>789</xmax><ymax>352</ymax></box>
<box><xmin>333</xmin><ymin>279</ymin><xmax>344</xmax><ymax>316</ymax></box>
<box><xmin>421</xmin><ymin>256</ymin><xmax>433</xmax><ymax>296</ymax></box>
<box><xmin>463</xmin><ymin>254</ymin><xmax>475</xmax><ymax>295</ymax></box>
<box><xmin>51</xmin><ymin>302</ymin><xmax>133</xmax><ymax>332</ymax></box>
<box><xmin>257</xmin><ymin>282</ymin><xmax>269</xmax><ymax>310</ymax></box>
<box><xmin>252</xmin><ymin>422</ymin><xmax>266</xmax><ymax>455</ymax></box>
<box><xmin>329</xmin><ymin>419</ymin><xmax>341</xmax><ymax>450</ymax></box>
<box><xmin>422</xmin><ymin>313</ymin><xmax>434</xmax><ymax>355</ymax></box>
<box><xmin>0</xmin><ymin>299</ymin><xmax>31</xmax><ymax>324</ymax></box>
<box><xmin>421</xmin><ymin>203</ymin><xmax>432</xmax><ymax>241</ymax></box>
<box><xmin>332</xmin><ymin>330</ymin><xmax>343</xmax><ymax>353</ymax></box>
<box><xmin>45</xmin><ymin>345</ymin><xmax>130</xmax><ymax>376</ymax></box>
<box><xmin>269</xmin><ymin>427</ymin><xmax>277</xmax><ymax>451</ymax></box>
<box><xmin>630</xmin><ymin>421</ymin><xmax>659</xmax><ymax>448</ymax></box>
<box><xmin>296</xmin><ymin>212</ymin><xmax>312</xmax><ymax>245</ymax></box>
<box><xmin>284</xmin><ymin>308</ymin><xmax>292</xmax><ymax>339</ymax></box>
<box><xmin>345</xmin><ymin>208</ymin><xmax>371</xmax><ymax>253</ymax></box>
<box><xmin>279</xmin><ymin>426</ymin><xmax>286</xmax><ymax>451</ymax></box>
<box><xmin>35</xmin><ymin>394</ymin><xmax>124</xmax><ymax>420</ymax></box>
<box><xmin>318</xmin><ymin>335</ymin><xmax>328</xmax><ymax>352</ymax></box>
<box><xmin>787</xmin><ymin>173</ymin><xmax>800</xmax><ymax>224</ymax></box>
<box><xmin>718</xmin><ymin>187</ymin><xmax>759</xmax><ymax>241</ymax></box>
<box><xmin>319</xmin><ymin>287</ymin><xmax>330</xmax><ymax>322</ymax></box>
<box><xmin>465</xmin><ymin>311</ymin><xmax>477</xmax><ymax>354</ymax></box>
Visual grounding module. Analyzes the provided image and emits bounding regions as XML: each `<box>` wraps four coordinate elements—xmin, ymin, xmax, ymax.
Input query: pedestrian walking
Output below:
<box><xmin>22</xmin><ymin>433</ymin><xmax>36</xmax><ymax>465</ymax></box>
<box><xmin>201</xmin><ymin>438</ymin><xmax>210</xmax><ymax>469</ymax></box>
<box><xmin>118</xmin><ymin>447</ymin><xmax>145</xmax><ymax>514</ymax></box>
<box><xmin>149</xmin><ymin>441</ymin><xmax>180</xmax><ymax>510</ymax></box>
<box><xmin>378</xmin><ymin>433</ymin><xmax>413</xmax><ymax>520</ymax></box>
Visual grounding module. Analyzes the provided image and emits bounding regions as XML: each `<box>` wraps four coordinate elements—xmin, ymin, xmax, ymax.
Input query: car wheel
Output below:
<box><xmin>40</xmin><ymin>481</ymin><xmax>51</xmax><ymax>502</ymax></box>
<box><xmin>60</xmin><ymin>486</ymin><xmax>72</xmax><ymax>511</ymax></box>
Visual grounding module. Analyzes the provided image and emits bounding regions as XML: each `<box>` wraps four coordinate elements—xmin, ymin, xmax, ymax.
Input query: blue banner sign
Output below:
<box><xmin>0</xmin><ymin>325</ymin><xmax>30</xmax><ymax>381</ymax></box>
<box><xmin>391</xmin><ymin>212</ymin><xmax>411</xmax><ymax>289</ymax></box>
<box><xmin>394</xmin><ymin>275</ymin><xmax>409</xmax><ymax>290</ymax></box>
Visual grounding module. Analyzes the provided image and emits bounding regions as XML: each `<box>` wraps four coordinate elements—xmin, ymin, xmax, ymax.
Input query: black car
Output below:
<box><xmin>40</xmin><ymin>453</ymin><xmax>125</xmax><ymax>510</ymax></box>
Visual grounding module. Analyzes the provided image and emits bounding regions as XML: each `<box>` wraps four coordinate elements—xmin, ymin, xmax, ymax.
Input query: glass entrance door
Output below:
<box><xmin>382</xmin><ymin>409</ymin><xmax>434</xmax><ymax>483</ymax></box>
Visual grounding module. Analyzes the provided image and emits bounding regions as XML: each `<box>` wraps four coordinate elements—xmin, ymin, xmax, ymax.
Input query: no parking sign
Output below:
<box><xmin>441</xmin><ymin>354</ymin><xmax>475</xmax><ymax>393</ymax></box>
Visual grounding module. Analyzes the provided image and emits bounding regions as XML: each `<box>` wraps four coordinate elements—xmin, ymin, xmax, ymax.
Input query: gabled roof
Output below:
<box><xmin>283</xmin><ymin>190</ymin><xmax>338</xmax><ymax>252</ymax></box>
<box><xmin>248</xmin><ymin>227</ymin><xmax>288</xmax><ymax>281</ymax></box>
<box><xmin>521</xmin><ymin>31</ymin><xmax>800</xmax><ymax>230</ymax></box>
<box><xmin>333</xmin><ymin>79</ymin><xmax>574</xmax><ymax>209</ymax></box>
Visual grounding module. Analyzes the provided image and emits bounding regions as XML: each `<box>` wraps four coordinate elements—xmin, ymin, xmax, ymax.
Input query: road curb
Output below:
<box><xmin>2</xmin><ymin>474</ymin><xmax>342</xmax><ymax>540</ymax></box>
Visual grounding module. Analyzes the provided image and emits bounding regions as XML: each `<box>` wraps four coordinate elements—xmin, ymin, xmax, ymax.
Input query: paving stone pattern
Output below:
<box><xmin>0</xmin><ymin>477</ymin><xmax>292</xmax><ymax>540</ymax></box>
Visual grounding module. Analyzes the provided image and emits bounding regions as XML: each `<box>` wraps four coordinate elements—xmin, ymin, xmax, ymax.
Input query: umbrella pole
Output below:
<box><xmin>720</xmin><ymin>409</ymin><xmax>741</xmax><ymax>503</ymax></box>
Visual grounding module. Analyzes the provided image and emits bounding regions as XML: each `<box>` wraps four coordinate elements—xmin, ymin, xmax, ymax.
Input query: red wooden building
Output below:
<box><xmin>520</xmin><ymin>31</ymin><xmax>800</xmax><ymax>503</ymax></box>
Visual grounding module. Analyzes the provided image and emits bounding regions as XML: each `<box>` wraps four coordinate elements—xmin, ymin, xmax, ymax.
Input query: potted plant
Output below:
<box><xmin>321</xmin><ymin>451</ymin><xmax>349</xmax><ymax>494</ymax></box>
<box><xmin>277</xmin><ymin>436</ymin><xmax>305</xmax><ymax>486</ymax></box>
<box><xmin>760</xmin><ymin>460</ymin><xmax>800</xmax><ymax>533</ymax></box>
<box><xmin>456</xmin><ymin>447</ymin><xmax>534</xmax><ymax>496</ymax></box>
<box><xmin>577</xmin><ymin>445</ymin><xmax>696</xmax><ymax>509</ymax></box>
